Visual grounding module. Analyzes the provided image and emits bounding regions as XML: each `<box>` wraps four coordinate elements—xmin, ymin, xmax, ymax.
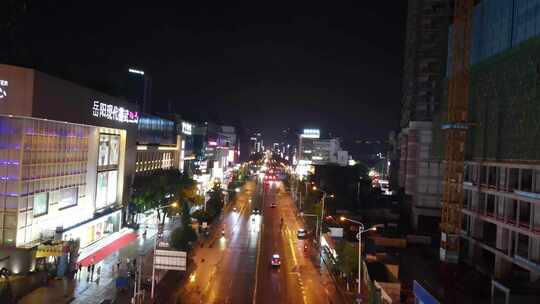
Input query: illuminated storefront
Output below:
<box><xmin>0</xmin><ymin>64</ymin><xmax>138</xmax><ymax>274</ymax></box>
<box><xmin>135</xmin><ymin>113</ymin><xmax>178</xmax><ymax>175</ymax></box>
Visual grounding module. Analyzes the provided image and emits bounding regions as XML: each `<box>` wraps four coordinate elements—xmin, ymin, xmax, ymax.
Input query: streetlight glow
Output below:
<box><xmin>171</xmin><ymin>202</ymin><xmax>178</xmax><ymax>208</ymax></box>
<box><xmin>312</xmin><ymin>186</ymin><xmax>317</xmax><ymax>190</ymax></box>
<box><xmin>340</xmin><ymin>216</ymin><xmax>346</xmax><ymax>221</ymax></box>
<box><xmin>128</xmin><ymin>68</ymin><xmax>145</xmax><ymax>75</ymax></box>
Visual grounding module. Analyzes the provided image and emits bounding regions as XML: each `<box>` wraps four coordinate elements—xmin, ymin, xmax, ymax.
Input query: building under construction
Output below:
<box><xmin>398</xmin><ymin>0</ymin><xmax>453</xmax><ymax>233</ymax></box>
<box><xmin>434</xmin><ymin>0</ymin><xmax>540</xmax><ymax>296</ymax></box>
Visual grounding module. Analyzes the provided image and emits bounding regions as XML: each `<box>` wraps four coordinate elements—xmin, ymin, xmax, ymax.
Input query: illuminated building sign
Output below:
<box><xmin>92</xmin><ymin>101</ymin><xmax>139</xmax><ymax>123</ymax></box>
<box><xmin>0</xmin><ymin>80</ymin><xmax>8</xmax><ymax>100</ymax></box>
<box><xmin>182</xmin><ymin>122</ymin><xmax>192</xmax><ymax>135</ymax></box>
<box><xmin>301</xmin><ymin>128</ymin><xmax>320</xmax><ymax>139</ymax></box>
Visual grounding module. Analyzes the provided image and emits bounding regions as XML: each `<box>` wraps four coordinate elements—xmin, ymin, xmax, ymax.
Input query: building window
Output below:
<box><xmin>96</xmin><ymin>170</ymin><xmax>118</xmax><ymax>210</ymax></box>
<box><xmin>98</xmin><ymin>134</ymin><xmax>110</xmax><ymax>166</ymax></box>
<box><xmin>516</xmin><ymin>233</ymin><xmax>529</xmax><ymax>259</ymax></box>
<box><xmin>109</xmin><ymin>135</ymin><xmax>120</xmax><ymax>165</ymax></box>
<box><xmin>521</xmin><ymin>169</ymin><xmax>533</xmax><ymax>192</ymax></box>
<box><xmin>98</xmin><ymin>134</ymin><xmax>120</xmax><ymax>168</ymax></box>
<box><xmin>96</xmin><ymin>132</ymin><xmax>120</xmax><ymax>209</ymax></box>
<box><xmin>58</xmin><ymin>187</ymin><xmax>78</xmax><ymax>209</ymax></box>
<box><xmin>509</xmin><ymin>168</ymin><xmax>519</xmax><ymax>190</ymax></box>
<box><xmin>33</xmin><ymin>192</ymin><xmax>48</xmax><ymax>216</ymax></box>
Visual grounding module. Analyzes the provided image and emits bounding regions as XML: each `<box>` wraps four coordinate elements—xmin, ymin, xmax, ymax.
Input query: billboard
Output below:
<box><xmin>154</xmin><ymin>249</ymin><xmax>187</xmax><ymax>271</ymax></box>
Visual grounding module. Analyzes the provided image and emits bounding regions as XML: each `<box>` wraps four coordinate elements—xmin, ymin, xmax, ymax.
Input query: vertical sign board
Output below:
<box><xmin>0</xmin><ymin>80</ymin><xmax>8</xmax><ymax>101</ymax></box>
<box><xmin>155</xmin><ymin>249</ymin><xmax>187</xmax><ymax>271</ymax></box>
<box><xmin>413</xmin><ymin>280</ymin><xmax>440</xmax><ymax>304</ymax></box>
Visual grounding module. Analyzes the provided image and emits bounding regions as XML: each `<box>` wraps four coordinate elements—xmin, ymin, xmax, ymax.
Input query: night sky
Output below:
<box><xmin>3</xmin><ymin>1</ymin><xmax>407</xmax><ymax>158</ymax></box>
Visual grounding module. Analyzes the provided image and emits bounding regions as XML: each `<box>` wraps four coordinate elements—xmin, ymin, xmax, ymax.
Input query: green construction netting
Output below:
<box><xmin>433</xmin><ymin>35</ymin><xmax>540</xmax><ymax>161</ymax></box>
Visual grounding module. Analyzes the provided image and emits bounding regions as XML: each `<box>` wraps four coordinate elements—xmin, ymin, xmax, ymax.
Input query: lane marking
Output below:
<box><xmin>289</xmin><ymin>238</ymin><xmax>298</xmax><ymax>265</ymax></box>
<box><xmin>252</xmin><ymin>220</ymin><xmax>263</xmax><ymax>304</ymax></box>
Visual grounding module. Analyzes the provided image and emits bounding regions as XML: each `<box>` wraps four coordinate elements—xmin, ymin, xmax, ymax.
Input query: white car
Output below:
<box><xmin>297</xmin><ymin>228</ymin><xmax>306</xmax><ymax>239</ymax></box>
<box><xmin>271</xmin><ymin>254</ymin><xmax>281</xmax><ymax>267</ymax></box>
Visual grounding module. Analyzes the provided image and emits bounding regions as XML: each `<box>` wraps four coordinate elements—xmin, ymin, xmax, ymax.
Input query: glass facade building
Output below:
<box><xmin>0</xmin><ymin>64</ymin><xmax>138</xmax><ymax>274</ymax></box>
<box><xmin>0</xmin><ymin>115</ymin><xmax>128</xmax><ymax>248</ymax></box>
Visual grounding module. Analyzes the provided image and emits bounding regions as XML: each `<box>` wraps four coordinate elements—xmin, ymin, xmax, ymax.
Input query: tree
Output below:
<box><xmin>192</xmin><ymin>209</ymin><xmax>211</xmax><ymax>223</ymax></box>
<box><xmin>206</xmin><ymin>183</ymin><xmax>224</xmax><ymax>220</ymax></box>
<box><xmin>335</xmin><ymin>241</ymin><xmax>359</xmax><ymax>277</ymax></box>
<box><xmin>131</xmin><ymin>169</ymin><xmax>200</xmax><ymax>225</ymax></box>
<box><xmin>180</xmin><ymin>199</ymin><xmax>191</xmax><ymax>228</ymax></box>
<box><xmin>170</xmin><ymin>225</ymin><xmax>197</xmax><ymax>251</ymax></box>
<box><xmin>131</xmin><ymin>172</ymin><xmax>167</xmax><ymax>222</ymax></box>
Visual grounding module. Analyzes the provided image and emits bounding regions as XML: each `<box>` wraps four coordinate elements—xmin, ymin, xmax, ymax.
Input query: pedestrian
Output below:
<box><xmin>90</xmin><ymin>264</ymin><xmax>95</xmax><ymax>281</ymax></box>
<box><xmin>97</xmin><ymin>265</ymin><xmax>101</xmax><ymax>277</ymax></box>
<box><xmin>78</xmin><ymin>263</ymin><xmax>82</xmax><ymax>277</ymax></box>
<box><xmin>117</xmin><ymin>261</ymin><xmax>121</xmax><ymax>271</ymax></box>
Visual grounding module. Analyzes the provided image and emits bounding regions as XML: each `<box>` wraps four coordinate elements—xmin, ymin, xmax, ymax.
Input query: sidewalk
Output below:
<box><xmin>19</xmin><ymin>219</ymin><xmax>172</xmax><ymax>304</ymax></box>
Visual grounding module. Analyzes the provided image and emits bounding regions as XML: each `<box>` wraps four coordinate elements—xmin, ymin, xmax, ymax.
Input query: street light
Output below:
<box><xmin>151</xmin><ymin>202</ymin><xmax>179</xmax><ymax>299</ymax></box>
<box><xmin>340</xmin><ymin>217</ymin><xmax>377</xmax><ymax>302</ymax></box>
<box><xmin>311</xmin><ymin>186</ymin><xmax>335</xmax><ymax>258</ymax></box>
<box><xmin>128</xmin><ymin>67</ymin><xmax>151</xmax><ymax>112</ymax></box>
<box><xmin>128</xmin><ymin>68</ymin><xmax>145</xmax><ymax>75</ymax></box>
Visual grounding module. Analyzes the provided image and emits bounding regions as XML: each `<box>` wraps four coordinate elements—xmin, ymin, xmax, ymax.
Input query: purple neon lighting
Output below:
<box><xmin>0</xmin><ymin>144</ymin><xmax>20</xmax><ymax>149</ymax></box>
<box><xmin>0</xmin><ymin>160</ymin><xmax>20</xmax><ymax>165</ymax></box>
<box><xmin>0</xmin><ymin>192</ymin><xmax>19</xmax><ymax>197</ymax></box>
<box><xmin>24</xmin><ymin>132</ymin><xmax>87</xmax><ymax>138</ymax></box>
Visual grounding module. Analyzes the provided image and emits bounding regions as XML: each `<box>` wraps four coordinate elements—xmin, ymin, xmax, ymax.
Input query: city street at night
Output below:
<box><xmin>174</xmin><ymin>177</ymin><xmax>343</xmax><ymax>304</ymax></box>
<box><xmin>5</xmin><ymin>1</ymin><xmax>540</xmax><ymax>303</ymax></box>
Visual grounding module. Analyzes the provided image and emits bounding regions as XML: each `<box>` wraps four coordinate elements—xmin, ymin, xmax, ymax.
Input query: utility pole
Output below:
<box><xmin>319</xmin><ymin>192</ymin><xmax>327</xmax><ymax>249</ymax></box>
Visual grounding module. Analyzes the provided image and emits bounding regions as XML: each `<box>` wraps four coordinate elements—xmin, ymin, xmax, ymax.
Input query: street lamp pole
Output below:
<box><xmin>320</xmin><ymin>192</ymin><xmax>326</xmax><ymax>247</ymax></box>
<box><xmin>304</xmin><ymin>181</ymin><xmax>308</xmax><ymax>210</ymax></box>
<box><xmin>340</xmin><ymin>217</ymin><xmax>377</xmax><ymax>302</ymax></box>
<box><xmin>128</xmin><ymin>68</ymin><xmax>151</xmax><ymax>113</ymax></box>
<box><xmin>151</xmin><ymin>202</ymin><xmax>178</xmax><ymax>299</ymax></box>
<box><xmin>312</xmin><ymin>186</ymin><xmax>333</xmax><ymax>248</ymax></box>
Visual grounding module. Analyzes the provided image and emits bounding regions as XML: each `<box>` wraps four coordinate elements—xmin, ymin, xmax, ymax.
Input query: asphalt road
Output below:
<box><xmin>255</xmin><ymin>181</ymin><xmax>342</xmax><ymax>304</ymax></box>
<box><xmin>174</xmin><ymin>180</ymin><xmax>260</xmax><ymax>304</ymax></box>
<box><xmin>174</xmin><ymin>178</ymin><xmax>344</xmax><ymax>304</ymax></box>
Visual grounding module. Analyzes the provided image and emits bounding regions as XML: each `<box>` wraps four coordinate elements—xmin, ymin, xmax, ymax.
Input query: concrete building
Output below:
<box><xmin>135</xmin><ymin>113</ymin><xmax>178</xmax><ymax>175</ymax></box>
<box><xmin>0</xmin><ymin>64</ymin><xmax>138</xmax><ymax>273</ymax></box>
<box><xmin>177</xmin><ymin>119</ymin><xmax>195</xmax><ymax>175</ymax></box>
<box><xmin>249</xmin><ymin>132</ymin><xmax>263</xmax><ymax>155</ymax></box>
<box><xmin>312</xmin><ymin>138</ymin><xmax>348</xmax><ymax>167</ymax></box>
<box><xmin>190</xmin><ymin>122</ymin><xmax>237</xmax><ymax>187</ymax></box>
<box><xmin>297</xmin><ymin>128</ymin><xmax>320</xmax><ymax>163</ymax></box>
<box><xmin>398</xmin><ymin>0</ymin><xmax>452</xmax><ymax>232</ymax></box>
<box><xmin>158</xmin><ymin>114</ymin><xmax>196</xmax><ymax>175</ymax></box>
<box><xmin>452</xmin><ymin>0</ymin><xmax>540</xmax><ymax>286</ymax></box>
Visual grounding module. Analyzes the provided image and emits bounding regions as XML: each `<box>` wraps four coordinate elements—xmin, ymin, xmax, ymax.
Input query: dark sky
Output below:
<box><xmin>4</xmin><ymin>1</ymin><xmax>407</xmax><ymax>157</ymax></box>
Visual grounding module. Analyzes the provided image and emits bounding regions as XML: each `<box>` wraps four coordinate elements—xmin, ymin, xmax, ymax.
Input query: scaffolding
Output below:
<box><xmin>440</xmin><ymin>0</ymin><xmax>473</xmax><ymax>263</ymax></box>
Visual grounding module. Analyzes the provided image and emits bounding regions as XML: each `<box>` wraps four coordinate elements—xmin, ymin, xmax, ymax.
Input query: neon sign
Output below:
<box><xmin>92</xmin><ymin>101</ymin><xmax>139</xmax><ymax>123</ymax></box>
<box><xmin>182</xmin><ymin>122</ymin><xmax>192</xmax><ymax>135</ymax></box>
<box><xmin>0</xmin><ymin>80</ymin><xmax>8</xmax><ymax>100</ymax></box>
<box><xmin>301</xmin><ymin>128</ymin><xmax>320</xmax><ymax>139</ymax></box>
